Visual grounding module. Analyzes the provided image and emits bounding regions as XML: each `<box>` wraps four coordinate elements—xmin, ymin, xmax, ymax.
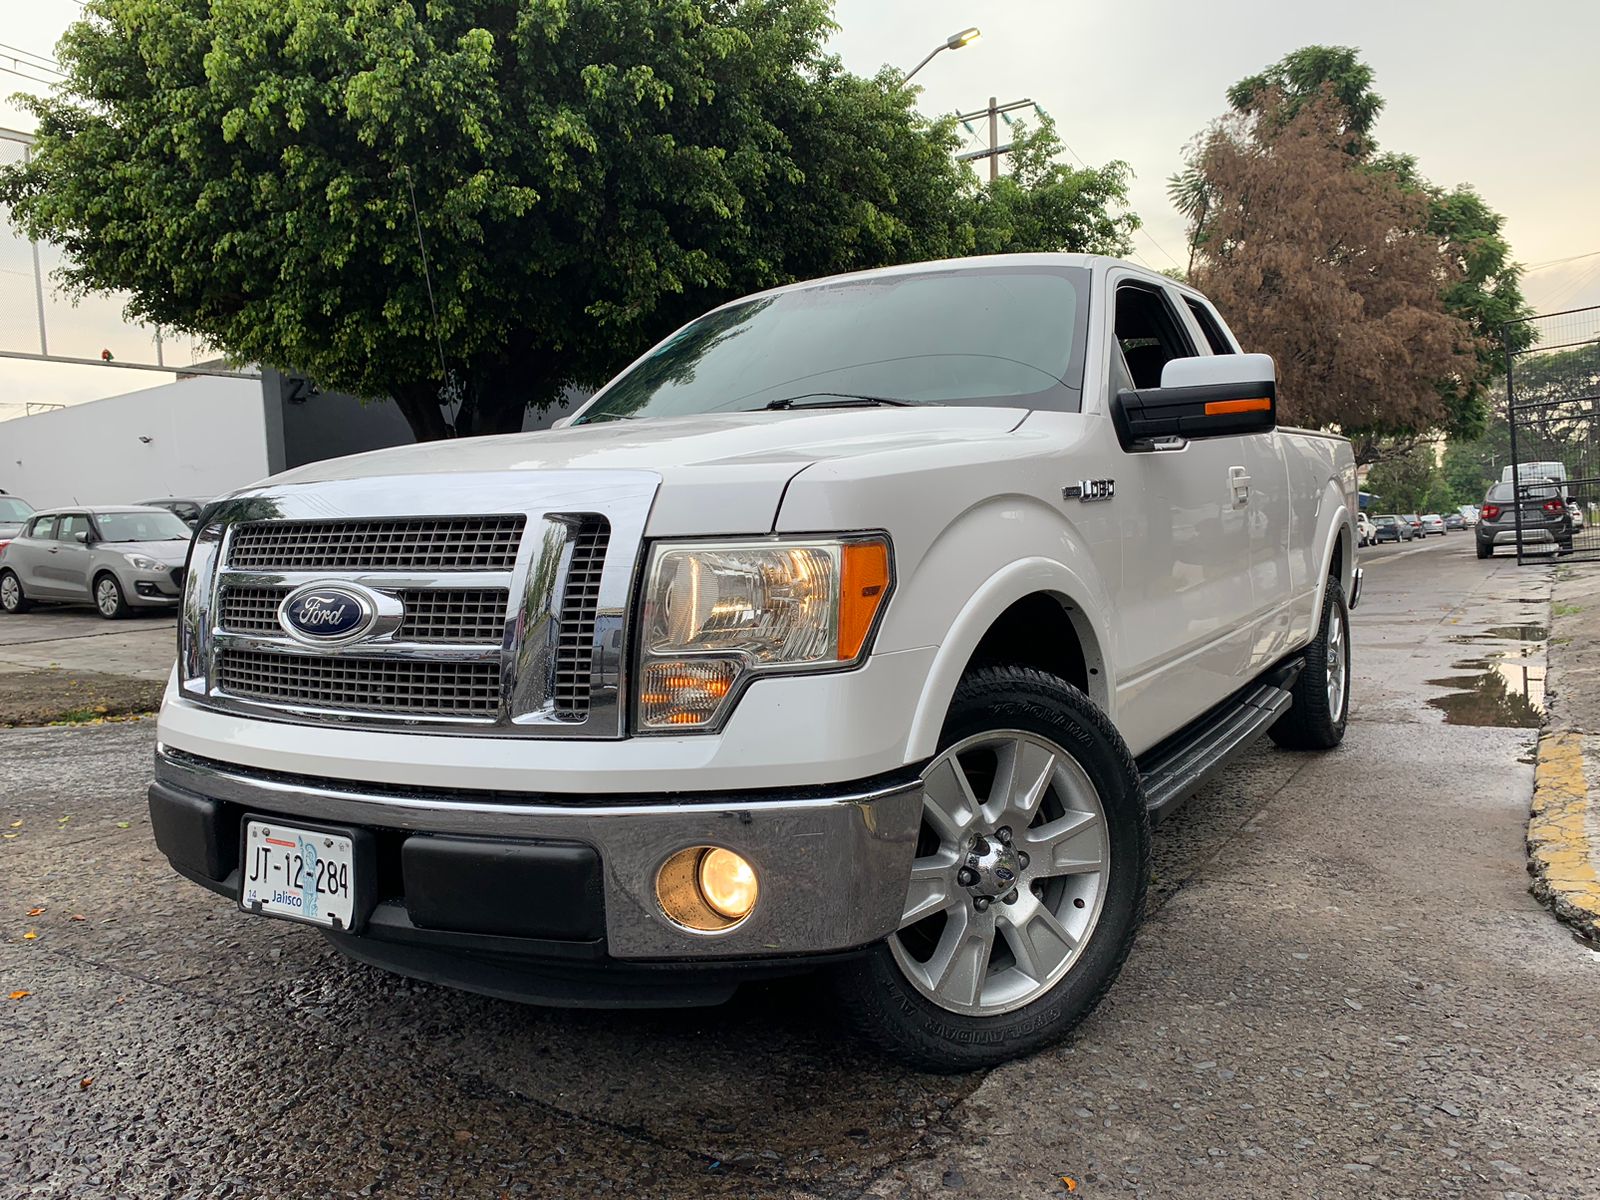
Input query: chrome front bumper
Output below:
<box><xmin>152</xmin><ymin>748</ymin><xmax>922</xmax><ymax>960</ymax></box>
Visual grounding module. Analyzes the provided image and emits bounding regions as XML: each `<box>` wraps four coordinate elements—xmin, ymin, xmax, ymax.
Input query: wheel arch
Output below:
<box><xmin>1310</xmin><ymin>490</ymin><xmax>1355</xmax><ymax>617</ymax></box>
<box><xmin>904</xmin><ymin>558</ymin><xmax>1114</xmax><ymax>762</ymax></box>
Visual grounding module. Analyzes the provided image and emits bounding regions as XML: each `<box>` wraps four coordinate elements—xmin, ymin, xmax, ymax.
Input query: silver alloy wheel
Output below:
<box><xmin>1326</xmin><ymin>600</ymin><xmax>1348</xmax><ymax>723</ymax></box>
<box><xmin>889</xmin><ymin>730</ymin><xmax>1110</xmax><ymax>1017</ymax></box>
<box><xmin>97</xmin><ymin>577</ymin><xmax>121</xmax><ymax>616</ymax></box>
<box><xmin>1</xmin><ymin>573</ymin><xmax>18</xmax><ymax>611</ymax></box>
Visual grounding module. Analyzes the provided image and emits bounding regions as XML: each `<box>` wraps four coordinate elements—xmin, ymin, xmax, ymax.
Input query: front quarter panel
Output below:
<box><xmin>774</xmin><ymin>415</ymin><xmax>1122</xmax><ymax>761</ymax></box>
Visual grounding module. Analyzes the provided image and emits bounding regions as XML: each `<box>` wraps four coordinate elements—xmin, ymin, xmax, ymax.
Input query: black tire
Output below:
<box><xmin>0</xmin><ymin>569</ymin><xmax>31</xmax><ymax>614</ymax></box>
<box><xmin>93</xmin><ymin>572</ymin><xmax>129</xmax><ymax>620</ymax></box>
<box><xmin>1477</xmin><ymin>542</ymin><xmax>1492</xmax><ymax>559</ymax></box>
<box><xmin>827</xmin><ymin>666</ymin><xmax>1150</xmax><ymax>1072</ymax></box>
<box><xmin>1270</xmin><ymin>578</ymin><xmax>1350</xmax><ymax>751</ymax></box>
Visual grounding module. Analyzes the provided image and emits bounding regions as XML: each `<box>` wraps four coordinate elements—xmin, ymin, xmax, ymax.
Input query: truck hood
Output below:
<box><xmin>257</xmin><ymin>407</ymin><xmax>1029</xmax><ymax>536</ymax></box>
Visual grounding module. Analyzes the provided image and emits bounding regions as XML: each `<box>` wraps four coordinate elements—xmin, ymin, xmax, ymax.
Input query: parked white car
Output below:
<box><xmin>149</xmin><ymin>255</ymin><xmax>1360</xmax><ymax>1070</ymax></box>
<box><xmin>1357</xmin><ymin>512</ymin><xmax>1376</xmax><ymax>546</ymax></box>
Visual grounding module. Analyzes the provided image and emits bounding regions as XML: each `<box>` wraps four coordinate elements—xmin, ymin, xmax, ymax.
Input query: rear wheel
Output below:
<box><xmin>1477</xmin><ymin>541</ymin><xmax>1492</xmax><ymax>559</ymax></box>
<box><xmin>0</xmin><ymin>569</ymin><xmax>30</xmax><ymax>614</ymax></box>
<box><xmin>94</xmin><ymin>572</ymin><xmax>129</xmax><ymax>619</ymax></box>
<box><xmin>829</xmin><ymin>666</ymin><xmax>1149</xmax><ymax>1072</ymax></box>
<box><xmin>1271</xmin><ymin>578</ymin><xmax>1349</xmax><ymax>750</ymax></box>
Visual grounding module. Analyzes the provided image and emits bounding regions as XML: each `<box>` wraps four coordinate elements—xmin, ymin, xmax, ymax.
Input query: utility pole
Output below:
<box><xmin>954</xmin><ymin>96</ymin><xmax>1034</xmax><ymax>181</ymax></box>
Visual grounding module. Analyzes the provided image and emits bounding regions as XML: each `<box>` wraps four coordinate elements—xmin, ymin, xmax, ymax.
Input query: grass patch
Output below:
<box><xmin>1553</xmin><ymin>603</ymin><xmax>1585</xmax><ymax>618</ymax></box>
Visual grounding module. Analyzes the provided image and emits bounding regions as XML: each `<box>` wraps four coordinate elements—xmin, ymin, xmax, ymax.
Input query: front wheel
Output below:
<box><xmin>829</xmin><ymin>666</ymin><xmax>1150</xmax><ymax>1072</ymax></box>
<box><xmin>94</xmin><ymin>573</ymin><xmax>129</xmax><ymax>619</ymax></box>
<box><xmin>1270</xmin><ymin>578</ymin><xmax>1350</xmax><ymax>750</ymax></box>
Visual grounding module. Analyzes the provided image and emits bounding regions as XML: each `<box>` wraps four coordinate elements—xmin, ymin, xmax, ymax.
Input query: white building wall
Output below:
<box><xmin>0</xmin><ymin>375</ymin><xmax>271</xmax><ymax>507</ymax></box>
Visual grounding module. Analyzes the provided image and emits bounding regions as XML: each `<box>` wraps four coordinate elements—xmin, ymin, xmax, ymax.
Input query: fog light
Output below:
<box><xmin>697</xmin><ymin>848</ymin><xmax>758</xmax><ymax>919</ymax></box>
<box><xmin>655</xmin><ymin>846</ymin><xmax>760</xmax><ymax>931</ymax></box>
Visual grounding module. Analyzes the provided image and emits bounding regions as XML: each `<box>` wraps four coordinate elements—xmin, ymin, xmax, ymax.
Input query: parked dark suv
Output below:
<box><xmin>1476</xmin><ymin>481</ymin><xmax>1572</xmax><ymax>558</ymax></box>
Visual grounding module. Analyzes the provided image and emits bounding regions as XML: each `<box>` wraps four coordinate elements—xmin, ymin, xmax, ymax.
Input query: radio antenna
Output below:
<box><xmin>403</xmin><ymin>167</ymin><xmax>459</xmax><ymax>436</ymax></box>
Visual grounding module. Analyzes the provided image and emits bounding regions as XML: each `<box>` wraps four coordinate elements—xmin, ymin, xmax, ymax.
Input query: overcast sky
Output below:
<box><xmin>2</xmin><ymin>0</ymin><xmax>1598</xmax><ymax>415</ymax></box>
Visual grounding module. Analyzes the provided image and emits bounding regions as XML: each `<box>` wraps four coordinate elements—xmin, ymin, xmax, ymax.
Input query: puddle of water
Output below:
<box><xmin>1426</xmin><ymin>658</ymin><xmax>1546</xmax><ymax>727</ymax></box>
<box><xmin>1447</xmin><ymin>624</ymin><xmax>1550</xmax><ymax>643</ymax></box>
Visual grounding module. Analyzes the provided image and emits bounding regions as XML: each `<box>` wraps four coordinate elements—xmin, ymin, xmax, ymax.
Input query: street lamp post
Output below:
<box><xmin>902</xmin><ymin>27</ymin><xmax>981</xmax><ymax>85</ymax></box>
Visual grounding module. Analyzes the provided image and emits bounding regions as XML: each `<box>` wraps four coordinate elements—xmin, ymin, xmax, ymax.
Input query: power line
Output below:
<box><xmin>0</xmin><ymin>62</ymin><xmax>59</xmax><ymax>87</ymax></box>
<box><xmin>1055</xmin><ymin>131</ymin><xmax>1185</xmax><ymax>271</ymax></box>
<box><xmin>1525</xmin><ymin>249</ymin><xmax>1600</xmax><ymax>273</ymax></box>
<box><xmin>0</xmin><ymin>41</ymin><xmax>64</xmax><ymax>73</ymax></box>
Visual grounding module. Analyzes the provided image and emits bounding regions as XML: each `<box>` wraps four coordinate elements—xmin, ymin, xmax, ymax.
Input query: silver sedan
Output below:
<box><xmin>0</xmin><ymin>506</ymin><xmax>193</xmax><ymax>619</ymax></box>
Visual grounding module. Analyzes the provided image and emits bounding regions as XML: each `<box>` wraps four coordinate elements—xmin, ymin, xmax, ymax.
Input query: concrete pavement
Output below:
<box><xmin>0</xmin><ymin>608</ymin><xmax>177</xmax><ymax>680</ymax></box>
<box><xmin>0</xmin><ymin>609</ymin><xmax>174</xmax><ymax>726</ymax></box>
<box><xmin>5</xmin><ymin>533</ymin><xmax>1598</xmax><ymax>1198</ymax></box>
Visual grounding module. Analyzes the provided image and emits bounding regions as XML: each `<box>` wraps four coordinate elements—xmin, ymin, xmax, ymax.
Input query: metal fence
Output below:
<box><xmin>1505</xmin><ymin>306</ymin><xmax>1600</xmax><ymax>563</ymax></box>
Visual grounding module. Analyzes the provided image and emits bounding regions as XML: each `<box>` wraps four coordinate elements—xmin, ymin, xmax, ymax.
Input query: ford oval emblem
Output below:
<box><xmin>278</xmin><ymin>583</ymin><xmax>378</xmax><ymax>644</ymax></box>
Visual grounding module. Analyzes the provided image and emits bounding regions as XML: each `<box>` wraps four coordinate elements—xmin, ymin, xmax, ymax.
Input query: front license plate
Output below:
<box><xmin>240</xmin><ymin>820</ymin><xmax>359</xmax><ymax>930</ymax></box>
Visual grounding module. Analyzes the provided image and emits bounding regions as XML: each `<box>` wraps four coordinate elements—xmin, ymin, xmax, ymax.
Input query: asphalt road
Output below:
<box><xmin>5</xmin><ymin>533</ymin><xmax>1598</xmax><ymax>1199</ymax></box>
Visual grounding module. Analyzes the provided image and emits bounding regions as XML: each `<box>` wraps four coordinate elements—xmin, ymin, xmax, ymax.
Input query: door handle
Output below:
<box><xmin>1229</xmin><ymin>466</ymin><xmax>1251</xmax><ymax>507</ymax></box>
<box><xmin>47</xmin><ymin>546</ymin><xmax>60</xmax><ymax>554</ymax></box>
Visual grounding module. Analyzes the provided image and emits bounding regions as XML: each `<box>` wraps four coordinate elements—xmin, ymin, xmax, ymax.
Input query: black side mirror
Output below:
<box><xmin>1111</xmin><ymin>352</ymin><xmax>1278</xmax><ymax>451</ymax></box>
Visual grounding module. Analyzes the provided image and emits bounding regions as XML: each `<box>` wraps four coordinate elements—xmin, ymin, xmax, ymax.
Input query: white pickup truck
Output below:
<box><xmin>149</xmin><ymin>254</ymin><xmax>1360</xmax><ymax>1070</ymax></box>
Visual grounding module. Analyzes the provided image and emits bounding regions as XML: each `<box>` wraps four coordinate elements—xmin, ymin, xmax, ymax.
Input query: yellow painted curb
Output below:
<box><xmin>1527</xmin><ymin>731</ymin><xmax>1600</xmax><ymax>938</ymax></box>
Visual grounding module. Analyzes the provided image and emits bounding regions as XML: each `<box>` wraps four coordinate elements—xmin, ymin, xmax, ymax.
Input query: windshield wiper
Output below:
<box><xmin>762</xmin><ymin>392</ymin><xmax>912</xmax><ymax>411</ymax></box>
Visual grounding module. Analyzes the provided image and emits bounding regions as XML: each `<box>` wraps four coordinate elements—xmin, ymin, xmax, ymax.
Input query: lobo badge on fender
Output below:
<box><xmin>1063</xmin><ymin>479</ymin><xmax>1115</xmax><ymax>502</ymax></box>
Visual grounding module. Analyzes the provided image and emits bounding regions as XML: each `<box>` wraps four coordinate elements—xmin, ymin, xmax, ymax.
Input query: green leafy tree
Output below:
<box><xmin>970</xmin><ymin>115</ymin><xmax>1138</xmax><ymax>257</ymax></box>
<box><xmin>1</xmin><ymin>0</ymin><xmax>1135</xmax><ymax>441</ymax></box>
<box><xmin>1442</xmin><ymin>433</ymin><xmax>1506</xmax><ymax>508</ymax></box>
<box><xmin>1365</xmin><ymin>445</ymin><xmax>1443</xmax><ymax>514</ymax></box>
<box><xmin>1226</xmin><ymin>45</ymin><xmax>1384</xmax><ymax>150</ymax></box>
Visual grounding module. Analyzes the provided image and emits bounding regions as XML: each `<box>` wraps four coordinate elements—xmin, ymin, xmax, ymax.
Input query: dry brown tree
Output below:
<box><xmin>1185</xmin><ymin>89</ymin><xmax>1483</xmax><ymax>450</ymax></box>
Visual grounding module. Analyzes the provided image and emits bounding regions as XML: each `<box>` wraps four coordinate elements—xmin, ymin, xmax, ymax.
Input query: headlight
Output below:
<box><xmin>123</xmin><ymin>554</ymin><xmax>165</xmax><ymax>571</ymax></box>
<box><xmin>636</xmin><ymin>535</ymin><xmax>892</xmax><ymax>730</ymax></box>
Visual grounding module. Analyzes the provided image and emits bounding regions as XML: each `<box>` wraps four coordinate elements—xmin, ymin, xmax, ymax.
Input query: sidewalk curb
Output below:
<box><xmin>1527</xmin><ymin>730</ymin><xmax>1600</xmax><ymax>940</ymax></box>
<box><xmin>1528</xmin><ymin>566</ymin><xmax>1600</xmax><ymax>941</ymax></box>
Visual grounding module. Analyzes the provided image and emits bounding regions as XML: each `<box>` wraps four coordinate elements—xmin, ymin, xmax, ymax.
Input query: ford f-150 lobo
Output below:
<box><xmin>149</xmin><ymin>254</ymin><xmax>1361</xmax><ymax>1070</ymax></box>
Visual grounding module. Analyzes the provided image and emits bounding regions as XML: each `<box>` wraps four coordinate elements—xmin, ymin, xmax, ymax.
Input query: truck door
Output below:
<box><xmin>1177</xmin><ymin>295</ymin><xmax>1294</xmax><ymax>672</ymax></box>
<box><xmin>1104</xmin><ymin>278</ymin><xmax>1254</xmax><ymax>749</ymax></box>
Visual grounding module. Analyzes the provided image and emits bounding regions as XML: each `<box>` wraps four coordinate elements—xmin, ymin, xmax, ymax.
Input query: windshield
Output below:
<box><xmin>576</xmin><ymin>266</ymin><xmax>1090</xmax><ymax>424</ymax></box>
<box><xmin>0</xmin><ymin>497</ymin><xmax>32</xmax><ymax>521</ymax></box>
<box><xmin>96</xmin><ymin>510</ymin><xmax>193</xmax><ymax>542</ymax></box>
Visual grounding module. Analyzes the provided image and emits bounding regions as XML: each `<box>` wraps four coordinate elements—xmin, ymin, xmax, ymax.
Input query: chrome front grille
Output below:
<box><xmin>393</xmin><ymin>588</ymin><xmax>511</xmax><ymax>642</ymax></box>
<box><xmin>219</xmin><ymin>585</ymin><xmax>510</xmax><ymax>644</ymax></box>
<box><xmin>228</xmin><ymin>516</ymin><xmax>525</xmax><ymax>572</ymax></box>
<box><xmin>181</xmin><ymin>473</ymin><xmax>657</xmax><ymax>738</ymax></box>
<box><xmin>218</xmin><ymin>586</ymin><xmax>281</xmax><ymax>633</ymax></box>
<box><xmin>216</xmin><ymin>649</ymin><xmax>501</xmax><ymax>716</ymax></box>
<box><xmin>554</xmin><ymin>518</ymin><xmax>611</xmax><ymax>719</ymax></box>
